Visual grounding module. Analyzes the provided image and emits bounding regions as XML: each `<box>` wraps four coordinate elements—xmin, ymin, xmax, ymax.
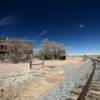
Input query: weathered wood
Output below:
<box><xmin>83</xmin><ymin>55</ymin><xmax>87</xmax><ymax>61</ymax></box>
<box><xmin>91</xmin><ymin>83</ymin><xmax>100</xmax><ymax>87</ymax></box>
<box><xmin>32</xmin><ymin>63</ymin><xmax>43</xmax><ymax>65</ymax></box>
<box><xmin>90</xmin><ymin>90</ymin><xmax>100</xmax><ymax>96</ymax></box>
<box><xmin>29</xmin><ymin>55</ymin><xmax>45</xmax><ymax>69</ymax></box>
<box><xmin>43</xmin><ymin>59</ymin><xmax>44</xmax><ymax>68</ymax></box>
<box><xmin>68</xmin><ymin>94</ymin><xmax>78</xmax><ymax>100</ymax></box>
<box><xmin>90</xmin><ymin>86</ymin><xmax>100</xmax><ymax>92</ymax></box>
<box><xmin>29</xmin><ymin>54</ymin><xmax>32</xmax><ymax>69</ymax></box>
<box><xmin>71</xmin><ymin>88</ymin><xmax>82</xmax><ymax>95</ymax></box>
<box><xmin>78</xmin><ymin>81</ymin><xmax>87</xmax><ymax>88</ymax></box>
<box><xmin>92</xmin><ymin>81</ymin><xmax>100</xmax><ymax>84</ymax></box>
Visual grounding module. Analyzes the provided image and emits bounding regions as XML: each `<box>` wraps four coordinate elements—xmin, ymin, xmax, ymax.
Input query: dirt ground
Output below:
<box><xmin>0</xmin><ymin>57</ymin><xmax>85</xmax><ymax>100</ymax></box>
<box><xmin>22</xmin><ymin>57</ymin><xmax>84</xmax><ymax>99</ymax></box>
<box><xmin>0</xmin><ymin>57</ymin><xmax>84</xmax><ymax>78</ymax></box>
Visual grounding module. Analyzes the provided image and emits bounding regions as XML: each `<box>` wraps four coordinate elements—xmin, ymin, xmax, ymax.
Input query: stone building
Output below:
<box><xmin>0</xmin><ymin>38</ymin><xmax>33</xmax><ymax>62</ymax></box>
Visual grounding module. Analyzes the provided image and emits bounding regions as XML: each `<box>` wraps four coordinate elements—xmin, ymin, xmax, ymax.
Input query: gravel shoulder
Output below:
<box><xmin>38</xmin><ymin>60</ymin><xmax>92</xmax><ymax>100</ymax></box>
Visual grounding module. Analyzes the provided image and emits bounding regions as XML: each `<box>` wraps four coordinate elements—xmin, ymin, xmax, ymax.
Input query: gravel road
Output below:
<box><xmin>39</xmin><ymin>60</ymin><xmax>92</xmax><ymax>100</ymax></box>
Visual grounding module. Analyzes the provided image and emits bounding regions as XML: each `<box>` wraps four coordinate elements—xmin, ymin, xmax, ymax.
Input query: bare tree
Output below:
<box><xmin>40</xmin><ymin>39</ymin><xmax>66</xmax><ymax>60</ymax></box>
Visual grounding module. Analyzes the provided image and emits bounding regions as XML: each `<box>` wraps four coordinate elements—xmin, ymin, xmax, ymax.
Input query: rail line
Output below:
<box><xmin>68</xmin><ymin>57</ymin><xmax>100</xmax><ymax>100</ymax></box>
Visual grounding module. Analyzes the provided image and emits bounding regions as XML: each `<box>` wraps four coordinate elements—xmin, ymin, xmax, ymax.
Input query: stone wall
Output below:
<box><xmin>0</xmin><ymin>39</ymin><xmax>33</xmax><ymax>62</ymax></box>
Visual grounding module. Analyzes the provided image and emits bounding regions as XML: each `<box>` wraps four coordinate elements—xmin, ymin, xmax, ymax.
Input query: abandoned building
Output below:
<box><xmin>0</xmin><ymin>38</ymin><xmax>33</xmax><ymax>61</ymax></box>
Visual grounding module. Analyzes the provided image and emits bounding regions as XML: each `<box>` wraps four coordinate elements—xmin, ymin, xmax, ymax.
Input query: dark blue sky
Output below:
<box><xmin>0</xmin><ymin>0</ymin><xmax>100</xmax><ymax>55</ymax></box>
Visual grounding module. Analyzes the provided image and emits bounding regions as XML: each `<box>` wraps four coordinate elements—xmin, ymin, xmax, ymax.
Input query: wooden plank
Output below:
<box><xmin>71</xmin><ymin>88</ymin><xmax>82</xmax><ymax>95</ymax></box>
<box><xmin>68</xmin><ymin>94</ymin><xmax>78</xmax><ymax>100</ymax></box>
<box><xmin>29</xmin><ymin>54</ymin><xmax>32</xmax><ymax>69</ymax></box>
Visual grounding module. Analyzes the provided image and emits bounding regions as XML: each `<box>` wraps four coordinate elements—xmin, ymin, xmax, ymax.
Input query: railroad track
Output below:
<box><xmin>67</xmin><ymin>57</ymin><xmax>100</xmax><ymax>100</ymax></box>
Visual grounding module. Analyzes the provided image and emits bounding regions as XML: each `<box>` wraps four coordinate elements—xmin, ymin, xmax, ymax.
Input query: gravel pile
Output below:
<box><xmin>39</xmin><ymin>60</ymin><xmax>92</xmax><ymax>100</ymax></box>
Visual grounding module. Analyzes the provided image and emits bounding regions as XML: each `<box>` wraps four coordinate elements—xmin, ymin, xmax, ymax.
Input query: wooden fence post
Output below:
<box><xmin>43</xmin><ymin>59</ymin><xmax>44</xmax><ymax>68</ymax></box>
<box><xmin>29</xmin><ymin>54</ymin><xmax>32</xmax><ymax>69</ymax></box>
<box><xmin>83</xmin><ymin>55</ymin><xmax>87</xmax><ymax>61</ymax></box>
